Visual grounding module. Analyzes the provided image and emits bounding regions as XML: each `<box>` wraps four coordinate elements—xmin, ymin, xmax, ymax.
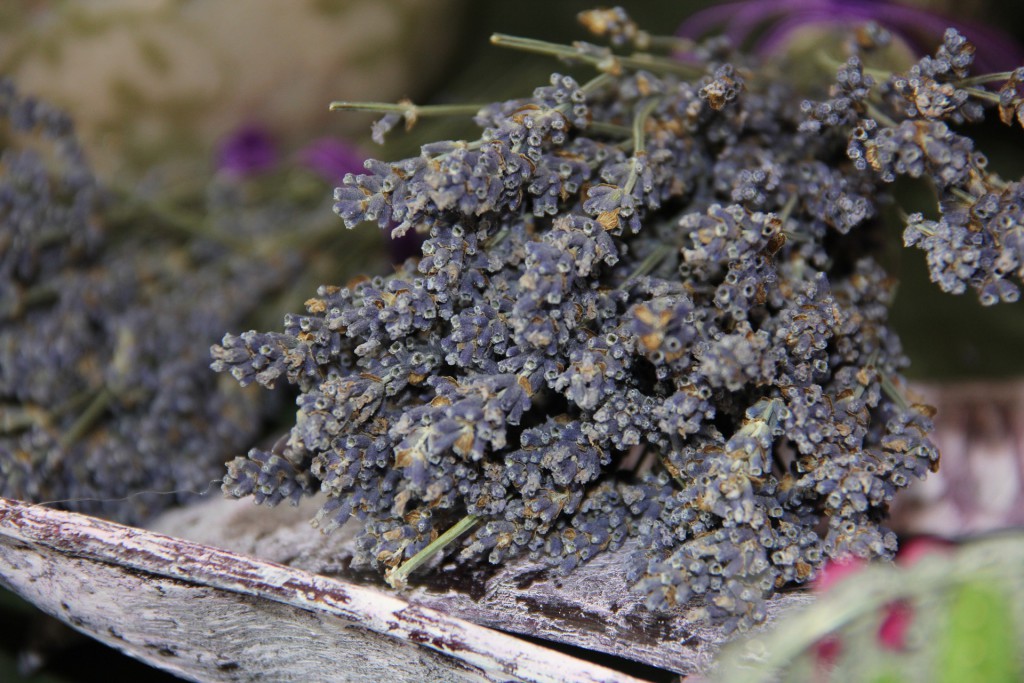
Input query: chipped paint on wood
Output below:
<box><xmin>0</xmin><ymin>497</ymin><xmax>647</xmax><ymax>683</ymax></box>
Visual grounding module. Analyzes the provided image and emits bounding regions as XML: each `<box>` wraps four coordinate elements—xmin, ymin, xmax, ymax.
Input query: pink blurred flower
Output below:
<box><xmin>810</xmin><ymin>555</ymin><xmax>868</xmax><ymax>666</ymax></box>
<box><xmin>814</xmin><ymin>554</ymin><xmax>867</xmax><ymax>592</ymax></box>
<box><xmin>896</xmin><ymin>536</ymin><xmax>952</xmax><ymax>566</ymax></box>
<box><xmin>878</xmin><ymin>600</ymin><xmax>914</xmax><ymax>650</ymax></box>
<box><xmin>811</xmin><ymin>538</ymin><xmax>952</xmax><ymax>664</ymax></box>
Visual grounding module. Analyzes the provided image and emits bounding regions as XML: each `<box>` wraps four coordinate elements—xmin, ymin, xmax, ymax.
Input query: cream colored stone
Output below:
<box><xmin>0</xmin><ymin>0</ymin><xmax>463</xmax><ymax>176</ymax></box>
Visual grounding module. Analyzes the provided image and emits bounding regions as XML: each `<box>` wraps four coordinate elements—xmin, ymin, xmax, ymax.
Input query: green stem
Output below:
<box><xmin>778</xmin><ymin>193</ymin><xmax>799</xmax><ymax>226</ymax></box>
<box><xmin>618</xmin><ymin>244</ymin><xmax>674</xmax><ymax>290</ymax></box>
<box><xmin>631</xmin><ymin>98</ymin><xmax>660</xmax><ymax>156</ymax></box>
<box><xmin>963</xmin><ymin>86</ymin><xmax>1002</xmax><ymax>104</ymax></box>
<box><xmin>385</xmin><ymin>514</ymin><xmax>480</xmax><ymax>589</ymax></box>
<box><xmin>623</xmin><ymin>50</ymin><xmax>703</xmax><ymax>77</ymax></box>
<box><xmin>489</xmin><ymin>33</ymin><xmax>604</xmax><ymax>66</ymax></box>
<box><xmin>54</xmin><ymin>389</ymin><xmax>103</xmax><ymax>419</ymax></box>
<box><xmin>108</xmin><ymin>187</ymin><xmax>250</xmax><ymax>251</ymax></box>
<box><xmin>328</xmin><ymin>101</ymin><xmax>485</xmax><ymax>116</ymax></box>
<box><xmin>911</xmin><ymin>221</ymin><xmax>936</xmax><ymax>237</ymax></box>
<box><xmin>587</xmin><ymin>121</ymin><xmax>633</xmax><ymax>137</ymax></box>
<box><xmin>848</xmin><ymin>351</ymin><xmax>880</xmax><ymax>403</ymax></box>
<box><xmin>60</xmin><ymin>387</ymin><xmax>113</xmax><ymax>449</ymax></box>
<box><xmin>483</xmin><ymin>226</ymin><xmax>511</xmax><ymax>251</ymax></box>
<box><xmin>957</xmin><ymin>71</ymin><xmax>1016</xmax><ymax>87</ymax></box>
<box><xmin>864</xmin><ymin>102</ymin><xmax>898</xmax><ymax>128</ymax></box>
<box><xmin>643</xmin><ymin>34</ymin><xmax>698</xmax><ymax>52</ymax></box>
<box><xmin>490</xmin><ymin>33</ymin><xmax>699</xmax><ymax>77</ymax></box>
<box><xmin>0</xmin><ymin>405</ymin><xmax>48</xmax><ymax>435</ymax></box>
<box><xmin>880</xmin><ymin>374</ymin><xmax>910</xmax><ymax>411</ymax></box>
<box><xmin>1</xmin><ymin>285</ymin><xmax>58</xmax><ymax>320</ymax></box>
<box><xmin>622</xmin><ymin>97</ymin><xmax>661</xmax><ymax>195</ymax></box>
<box><xmin>951</xmin><ymin>186</ymin><xmax>976</xmax><ymax>205</ymax></box>
<box><xmin>814</xmin><ymin>50</ymin><xmax>892</xmax><ymax>81</ymax></box>
<box><xmin>579</xmin><ymin>72</ymin><xmax>615</xmax><ymax>95</ymax></box>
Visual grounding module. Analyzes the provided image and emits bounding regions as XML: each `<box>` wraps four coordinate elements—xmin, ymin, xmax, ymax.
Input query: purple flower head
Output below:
<box><xmin>217</xmin><ymin>124</ymin><xmax>278</xmax><ymax>177</ymax></box>
<box><xmin>305</xmin><ymin>136</ymin><xmax>419</xmax><ymax>263</ymax></box>
<box><xmin>678</xmin><ymin>0</ymin><xmax>1024</xmax><ymax>73</ymax></box>
<box><xmin>298</xmin><ymin>137</ymin><xmax>366</xmax><ymax>182</ymax></box>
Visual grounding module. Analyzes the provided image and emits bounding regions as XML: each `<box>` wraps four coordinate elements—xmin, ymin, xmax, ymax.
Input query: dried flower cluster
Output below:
<box><xmin>0</xmin><ymin>80</ymin><xmax>297</xmax><ymax>524</ymax></box>
<box><xmin>213</xmin><ymin>11</ymin><xmax>1024</xmax><ymax>630</ymax></box>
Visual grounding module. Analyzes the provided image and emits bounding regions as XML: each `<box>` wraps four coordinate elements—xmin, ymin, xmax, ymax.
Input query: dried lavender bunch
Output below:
<box><xmin>0</xmin><ymin>80</ymin><xmax>297</xmax><ymax>524</ymax></box>
<box><xmin>212</xmin><ymin>11</ymin><xmax>1022</xmax><ymax>631</ymax></box>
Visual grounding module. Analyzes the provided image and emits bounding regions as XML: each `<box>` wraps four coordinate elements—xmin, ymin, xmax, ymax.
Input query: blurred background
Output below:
<box><xmin>2</xmin><ymin>1</ymin><xmax>1024</xmax><ymax>680</ymax></box>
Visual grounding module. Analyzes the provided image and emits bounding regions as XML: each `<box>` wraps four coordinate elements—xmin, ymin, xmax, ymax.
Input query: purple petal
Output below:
<box><xmin>719</xmin><ymin>0</ymin><xmax>820</xmax><ymax>48</ymax></box>
<box><xmin>676</xmin><ymin>0</ymin><xmax>820</xmax><ymax>44</ymax></box>
<box><xmin>299</xmin><ymin>137</ymin><xmax>366</xmax><ymax>182</ymax></box>
<box><xmin>678</xmin><ymin>0</ymin><xmax>1024</xmax><ymax>72</ymax></box>
<box><xmin>217</xmin><ymin>124</ymin><xmax>278</xmax><ymax>177</ymax></box>
<box><xmin>755</xmin><ymin>13</ymin><xmax>857</xmax><ymax>56</ymax></box>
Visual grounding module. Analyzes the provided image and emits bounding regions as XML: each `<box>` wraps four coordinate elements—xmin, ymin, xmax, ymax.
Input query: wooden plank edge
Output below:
<box><xmin>0</xmin><ymin>497</ymin><xmax>651</xmax><ymax>683</ymax></box>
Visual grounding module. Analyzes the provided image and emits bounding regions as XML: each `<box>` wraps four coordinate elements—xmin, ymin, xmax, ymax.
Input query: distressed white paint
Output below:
<box><xmin>0</xmin><ymin>497</ymin><xmax>652</xmax><ymax>683</ymax></box>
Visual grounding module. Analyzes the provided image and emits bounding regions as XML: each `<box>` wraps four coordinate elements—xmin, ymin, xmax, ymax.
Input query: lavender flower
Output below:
<box><xmin>0</xmin><ymin>81</ymin><xmax>299</xmax><ymax>525</ymax></box>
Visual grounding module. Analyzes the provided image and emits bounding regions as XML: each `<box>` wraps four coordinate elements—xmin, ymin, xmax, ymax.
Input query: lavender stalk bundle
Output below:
<box><xmin>212</xmin><ymin>9</ymin><xmax>1024</xmax><ymax>631</ymax></box>
<box><xmin>0</xmin><ymin>80</ymin><xmax>299</xmax><ymax>524</ymax></box>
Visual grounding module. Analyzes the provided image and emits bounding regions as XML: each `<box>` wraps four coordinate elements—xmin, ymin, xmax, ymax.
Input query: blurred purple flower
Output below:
<box><xmin>678</xmin><ymin>0</ymin><xmax>1024</xmax><ymax>72</ymax></box>
<box><xmin>217</xmin><ymin>125</ymin><xmax>278</xmax><ymax>177</ymax></box>
<box><xmin>299</xmin><ymin>137</ymin><xmax>421</xmax><ymax>264</ymax></box>
<box><xmin>298</xmin><ymin>137</ymin><xmax>366</xmax><ymax>182</ymax></box>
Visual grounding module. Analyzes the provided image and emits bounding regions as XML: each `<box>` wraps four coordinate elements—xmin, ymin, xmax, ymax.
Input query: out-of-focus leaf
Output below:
<box><xmin>937</xmin><ymin>582</ymin><xmax>1020</xmax><ymax>683</ymax></box>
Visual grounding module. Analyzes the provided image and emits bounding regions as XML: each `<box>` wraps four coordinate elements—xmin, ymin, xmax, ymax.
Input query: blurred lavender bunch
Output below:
<box><xmin>0</xmin><ymin>81</ymin><xmax>306</xmax><ymax>525</ymax></box>
<box><xmin>213</xmin><ymin>7</ymin><xmax>1024</xmax><ymax>631</ymax></box>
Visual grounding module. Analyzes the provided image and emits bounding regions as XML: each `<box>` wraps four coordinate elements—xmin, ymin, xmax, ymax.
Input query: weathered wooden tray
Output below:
<box><xmin>0</xmin><ymin>497</ymin><xmax>638</xmax><ymax>682</ymax></box>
